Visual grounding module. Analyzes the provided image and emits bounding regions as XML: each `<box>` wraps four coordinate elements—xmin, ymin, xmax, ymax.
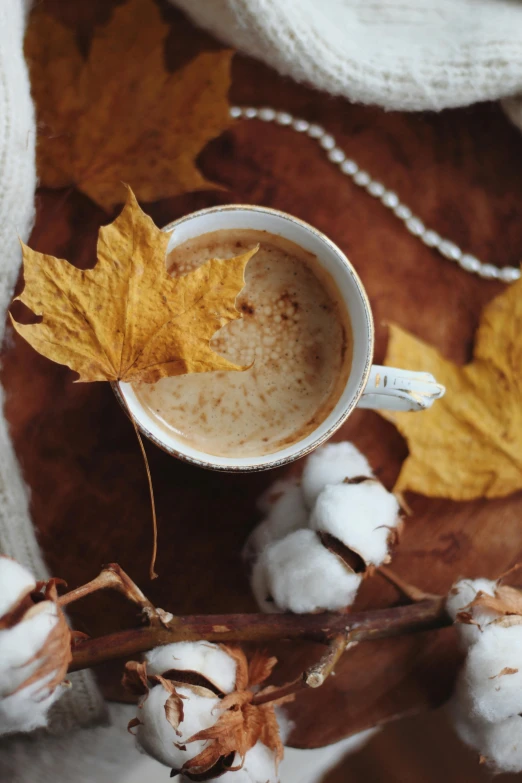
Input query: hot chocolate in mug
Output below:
<box><xmin>115</xmin><ymin>205</ymin><xmax>445</xmax><ymax>471</ymax></box>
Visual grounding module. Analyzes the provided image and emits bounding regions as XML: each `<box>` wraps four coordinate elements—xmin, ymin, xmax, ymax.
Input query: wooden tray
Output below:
<box><xmin>4</xmin><ymin>0</ymin><xmax>522</xmax><ymax>749</ymax></box>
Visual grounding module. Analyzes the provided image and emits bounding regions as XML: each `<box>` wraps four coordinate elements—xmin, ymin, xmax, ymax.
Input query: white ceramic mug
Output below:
<box><xmin>115</xmin><ymin>205</ymin><xmax>445</xmax><ymax>472</ymax></box>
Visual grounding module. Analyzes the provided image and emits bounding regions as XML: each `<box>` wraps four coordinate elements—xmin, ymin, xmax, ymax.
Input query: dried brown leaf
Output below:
<box><xmin>25</xmin><ymin>0</ymin><xmax>234</xmax><ymax>211</ymax></box>
<box><xmin>127</xmin><ymin>717</ymin><xmax>143</xmax><ymax>735</ymax></box>
<box><xmin>248</xmin><ymin>650</ymin><xmax>278</xmax><ymax>687</ymax></box>
<box><xmin>14</xmin><ymin>597</ymin><xmax>72</xmax><ymax>697</ymax></box>
<box><xmin>182</xmin><ymin>649</ymin><xmax>285</xmax><ymax>778</ymax></box>
<box><xmin>122</xmin><ymin>660</ymin><xmax>149</xmax><ymax>696</ymax></box>
<box><xmin>489</xmin><ymin>667</ymin><xmax>519</xmax><ymax>679</ymax></box>
<box><xmin>184</xmin><ymin>708</ymin><xmax>245</xmax><ymax>774</ymax></box>
<box><xmin>381</xmin><ymin>274</ymin><xmax>522</xmax><ymax>499</ymax></box>
<box><xmin>259</xmin><ymin>704</ymin><xmax>286</xmax><ymax>767</ymax></box>
<box><xmin>164</xmin><ymin>689</ymin><xmax>185</xmax><ymax>735</ymax></box>
<box><xmin>220</xmin><ymin>645</ymin><xmax>250</xmax><ymax>692</ymax></box>
<box><xmin>470</xmin><ymin>585</ymin><xmax>522</xmax><ymax>617</ymax></box>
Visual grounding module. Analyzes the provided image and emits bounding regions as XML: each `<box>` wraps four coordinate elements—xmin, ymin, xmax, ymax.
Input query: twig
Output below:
<box><xmin>377</xmin><ymin>565</ymin><xmax>440</xmax><ymax>602</ymax></box>
<box><xmin>69</xmin><ymin>597</ymin><xmax>449</xmax><ymax>672</ymax></box>
<box><xmin>58</xmin><ymin>563</ymin><xmax>167</xmax><ymax>626</ymax></box>
<box><xmin>251</xmin><ymin>635</ymin><xmax>350</xmax><ymax>706</ymax></box>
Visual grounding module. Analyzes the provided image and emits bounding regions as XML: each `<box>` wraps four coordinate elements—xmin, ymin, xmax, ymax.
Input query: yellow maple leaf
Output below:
<box><xmin>10</xmin><ymin>188</ymin><xmax>256</xmax><ymax>384</ymax></box>
<box><xmin>381</xmin><ymin>277</ymin><xmax>522</xmax><ymax>500</ymax></box>
<box><xmin>24</xmin><ymin>0</ymin><xmax>233</xmax><ymax>211</ymax></box>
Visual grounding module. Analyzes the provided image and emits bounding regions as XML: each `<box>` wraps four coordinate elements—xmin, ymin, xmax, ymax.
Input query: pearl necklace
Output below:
<box><xmin>230</xmin><ymin>106</ymin><xmax>520</xmax><ymax>284</ymax></box>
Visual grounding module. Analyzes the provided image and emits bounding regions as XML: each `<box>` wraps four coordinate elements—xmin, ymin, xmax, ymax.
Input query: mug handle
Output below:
<box><xmin>357</xmin><ymin>366</ymin><xmax>445</xmax><ymax>412</ymax></box>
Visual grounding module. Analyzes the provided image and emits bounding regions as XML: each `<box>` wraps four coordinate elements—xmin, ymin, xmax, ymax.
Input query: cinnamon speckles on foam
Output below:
<box><xmin>133</xmin><ymin>229</ymin><xmax>352</xmax><ymax>457</ymax></box>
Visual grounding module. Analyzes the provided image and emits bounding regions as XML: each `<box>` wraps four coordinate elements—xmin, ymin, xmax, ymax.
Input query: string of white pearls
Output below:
<box><xmin>230</xmin><ymin>105</ymin><xmax>520</xmax><ymax>284</ymax></box>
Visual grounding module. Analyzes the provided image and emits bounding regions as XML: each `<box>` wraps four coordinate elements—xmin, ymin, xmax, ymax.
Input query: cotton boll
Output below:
<box><xmin>448</xmin><ymin>675</ymin><xmax>484</xmax><ymax>750</ymax></box>
<box><xmin>452</xmin><ymin>704</ymin><xmax>522</xmax><ymax>775</ymax></box>
<box><xmin>219</xmin><ymin>742</ymin><xmax>278</xmax><ymax>783</ymax></box>
<box><xmin>301</xmin><ymin>442</ymin><xmax>373</xmax><ymax>507</ymax></box>
<box><xmin>254</xmin><ymin>529</ymin><xmax>362</xmax><ymax>614</ymax></box>
<box><xmin>0</xmin><ymin>602</ymin><xmax>59</xmax><ymax>696</ymax></box>
<box><xmin>446</xmin><ymin>578</ymin><xmax>498</xmax><ymax>648</ymax></box>
<box><xmin>478</xmin><ymin>715</ymin><xmax>522</xmax><ymax>774</ymax></box>
<box><xmin>0</xmin><ymin>560</ymin><xmax>71</xmax><ymax>737</ymax></box>
<box><xmin>244</xmin><ymin>480</ymin><xmax>308</xmax><ymax>564</ymax></box>
<box><xmin>0</xmin><ymin>556</ymin><xmax>35</xmax><ymax>617</ymax></box>
<box><xmin>0</xmin><ymin>673</ymin><xmax>65</xmax><ymax>735</ymax></box>
<box><xmin>145</xmin><ymin>642</ymin><xmax>237</xmax><ymax>694</ymax></box>
<box><xmin>463</xmin><ymin>623</ymin><xmax>522</xmax><ymax>722</ymax></box>
<box><xmin>310</xmin><ymin>481</ymin><xmax>399</xmax><ymax>567</ymax></box>
<box><xmin>264</xmin><ymin>481</ymin><xmax>308</xmax><ymax>533</ymax></box>
<box><xmin>251</xmin><ymin>556</ymin><xmax>282</xmax><ymax>614</ymax></box>
<box><xmin>135</xmin><ymin>683</ymin><xmax>220</xmax><ymax>770</ymax></box>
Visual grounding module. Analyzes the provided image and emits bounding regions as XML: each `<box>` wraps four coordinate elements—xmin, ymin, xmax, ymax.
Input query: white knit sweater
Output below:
<box><xmin>171</xmin><ymin>0</ymin><xmax>522</xmax><ymax>124</ymax></box>
<box><xmin>0</xmin><ymin>0</ymin><xmax>105</xmax><ymax>736</ymax></box>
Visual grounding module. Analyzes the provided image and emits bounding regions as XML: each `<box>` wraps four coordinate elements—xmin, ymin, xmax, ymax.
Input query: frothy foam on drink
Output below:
<box><xmin>132</xmin><ymin>229</ymin><xmax>352</xmax><ymax>458</ymax></box>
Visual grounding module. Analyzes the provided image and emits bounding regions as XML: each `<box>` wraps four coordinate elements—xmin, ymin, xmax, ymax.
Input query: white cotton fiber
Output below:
<box><xmin>310</xmin><ymin>481</ymin><xmax>399</xmax><ymax>567</ymax></box>
<box><xmin>220</xmin><ymin>742</ymin><xmax>278</xmax><ymax>783</ymax></box>
<box><xmin>463</xmin><ymin>623</ymin><xmax>522</xmax><ymax>722</ymax></box>
<box><xmin>0</xmin><ymin>672</ymin><xmax>65</xmax><ymax>736</ymax></box>
<box><xmin>252</xmin><ymin>529</ymin><xmax>361</xmax><ymax>614</ymax></box>
<box><xmin>477</xmin><ymin>715</ymin><xmax>522</xmax><ymax>774</ymax></box>
<box><xmin>135</xmin><ymin>682</ymin><xmax>220</xmax><ymax>770</ymax></box>
<box><xmin>0</xmin><ymin>556</ymin><xmax>36</xmax><ymax>618</ymax></box>
<box><xmin>301</xmin><ymin>442</ymin><xmax>373</xmax><ymax>507</ymax></box>
<box><xmin>251</xmin><ymin>557</ymin><xmax>282</xmax><ymax>615</ymax></box>
<box><xmin>145</xmin><ymin>641</ymin><xmax>237</xmax><ymax>695</ymax></box>
<box><xmin>448</xmin><ymin>674</ymin><xmax>483</xmax><ymax>750</ymax></box>
<box><xmin>244</xmin><ymin>479</ymin><xmax>308</xmax><ymax>564</ymax></box>
<box><xmin>452</xmin><ymin>703</ymin><xmax>522</xmax><ymax>775</ymax></box>
<box><xmin>446</xmin><ymin>578</ymin><xmax>498</xmax><ymax>648</ymax></box>
<box><xmin>0</xmin><ymin>602</ymin><xmax>58</xmax><ymax>697</ymax></box>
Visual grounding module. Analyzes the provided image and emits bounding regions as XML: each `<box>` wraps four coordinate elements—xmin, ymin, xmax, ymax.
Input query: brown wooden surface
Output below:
<box><xmin>4</xmin><ymin>0</ymin><xmax>522</xmax><ymax>759</ymax></box>
<box><xmin>325</xmin><ymin>709</ymin><xmax>522</xmax><ymax>783</ymax></box>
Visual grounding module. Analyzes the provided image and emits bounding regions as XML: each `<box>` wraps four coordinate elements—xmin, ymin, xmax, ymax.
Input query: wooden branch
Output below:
<box><xmin>377</xmin><ymin>566</ymin><xmax>440</xmax><ymax>602</ymax></box>
<box><xmin>251</xmin><ymin>635</ymin><xmax>350</xmax><ymax>706</ymax></box>
<box><xmin>69</xmin><ymin>597</ymin><xmax>449</xmax><ymax>672</ymax></box>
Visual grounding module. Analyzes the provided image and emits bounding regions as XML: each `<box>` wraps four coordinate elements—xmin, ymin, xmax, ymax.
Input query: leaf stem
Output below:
<box><xmin>58</xmin><ymin>563</ymin><xmax>157</xmax><ymax>617</ymax></box>
<box><xmin>119</xmin><ymin>394</ymin><xmax>158</xmax><ymax>580</ymax></box>
<box><xmin>377</xmin><ymin>566</ymin><xmax>440</xmax><ymax>602</ymax></box>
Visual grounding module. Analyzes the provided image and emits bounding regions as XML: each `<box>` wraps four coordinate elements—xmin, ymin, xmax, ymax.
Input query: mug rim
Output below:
<box><xmin>115</xmin><ymin>204</ymin><xmax>375</xmax><ymax>472</ymax></box>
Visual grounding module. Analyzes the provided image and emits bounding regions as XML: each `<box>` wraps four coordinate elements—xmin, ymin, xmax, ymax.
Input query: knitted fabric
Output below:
<box><xmin>170</xmin><ymin>0</ymin><xmax>522</xmax><ymax>125</ymax></box>
<box><xmin>0</xmin><ymin>0</ymin><xmax>106</xmax><ymax>735</ymax></box>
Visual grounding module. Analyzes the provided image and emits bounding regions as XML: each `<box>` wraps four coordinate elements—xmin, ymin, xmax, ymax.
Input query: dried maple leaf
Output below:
<box><xmin>10</xmin><ymin>188</ymin><xmax>256</xmax><ymax>384</ymax></box>
<box><xmin>10</xmin><ymin>188</ymin><xmax>256</xmax><ymax>577</ymax></box>
<box><xmin>24</xmin><ymin>0</ymin><xmax>234</xmax><ymax>211</ymax></box>
<box><xmin>381</xmin><ymin>275</ymin><xmax>522</xmax><ymax>500</ymax></box>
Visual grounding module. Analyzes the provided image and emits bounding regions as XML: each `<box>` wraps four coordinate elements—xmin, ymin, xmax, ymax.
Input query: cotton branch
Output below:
<box><xmin>69</xmin><ymin>598</ymin><xmax>449</xmax><ymax>672</ymax></box>
<box><xmin>59</xmin><ymin>563</ymin><xmax>449</xmax><ymax>674</ymax></box>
